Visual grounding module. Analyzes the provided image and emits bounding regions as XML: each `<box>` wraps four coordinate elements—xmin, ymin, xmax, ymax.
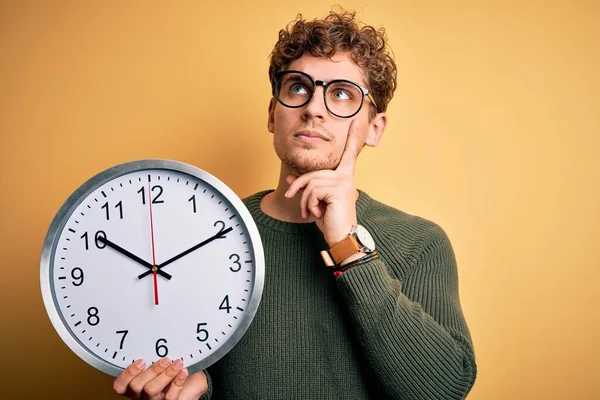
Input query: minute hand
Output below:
<box><xmin>137</xmin><ymin>227</ymin><xmax>233</xmax><ymax>279</ymax></box>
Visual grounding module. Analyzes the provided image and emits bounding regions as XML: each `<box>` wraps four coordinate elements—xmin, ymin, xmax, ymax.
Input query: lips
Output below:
<box><xmin>294</xmin><ymin>130</ymin><xmax>329</xmax><ymax>141</ymax></box>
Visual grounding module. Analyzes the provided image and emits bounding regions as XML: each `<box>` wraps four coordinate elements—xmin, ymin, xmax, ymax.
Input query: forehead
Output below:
<box><xmin>286</xmin><ymin>53</ymin><xmax>367</xmax><ymax>86</ymax></box>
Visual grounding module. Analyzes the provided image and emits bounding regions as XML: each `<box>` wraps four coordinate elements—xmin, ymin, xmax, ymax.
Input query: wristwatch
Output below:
<box><xmin>320</xmin><ymin>224</ymin><xmax>376</xmax><ymax>267</ymax></box>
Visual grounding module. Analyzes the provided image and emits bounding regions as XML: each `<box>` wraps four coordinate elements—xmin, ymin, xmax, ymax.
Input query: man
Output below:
<box><xmin>113</xmin><ymin>10</ymin><xmax>477</xmax><ymax>399</ymax></box>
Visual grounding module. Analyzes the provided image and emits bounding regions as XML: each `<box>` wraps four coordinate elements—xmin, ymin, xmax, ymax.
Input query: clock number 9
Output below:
<box><xmin>229</xmin><ymin>254</ymin><xmax>241</xmax><ymax>272</ymax></box>
<box><xmin>196</xmin><ymin>323</ymin><xmax>209</xmax><ymax>342</ymax></box>
<box><xmin>87</xmin><ymin>307</ymin><xmax>100</xmax><ymax>326</ymax></box>
<box><xmin>80</xmin><ymin>231</ymin><xmax>107</xmax><ymax>251</ymax></box>
<box><xmin>138</xmin><ymin>185</ymin><xmax>165</xmax><ymax>205</ymax></box>
<box><xmin>155</xmin><ymin>338</ymin><xmax>168</xmax><ymax>357</ymax></box>
<box><xmin>71</xmin><ymin>267</ymin><xmax>84</xmax><ymax>286</ymax></box>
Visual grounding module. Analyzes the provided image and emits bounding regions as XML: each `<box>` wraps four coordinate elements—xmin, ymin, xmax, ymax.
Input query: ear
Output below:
<box><xmin>364</xmin><ymin>112</ymin><xmax>387</xmax><ymax>147</ymax></box>
<box><xmin>267</xmin><ymin>98</ymin><xmax>276</xmax><ymax>133</ymax></box>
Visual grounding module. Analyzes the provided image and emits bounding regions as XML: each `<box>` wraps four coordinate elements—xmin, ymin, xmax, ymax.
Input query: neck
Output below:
<box><xmin>260</xmin><ymin>163</ymin><xmax>316</xmax><ymax>223</ymax></box>
<box><xmin>260</xmin><ymin>163</ymin><xmax>360</xmax><ymax>223</ymax></box>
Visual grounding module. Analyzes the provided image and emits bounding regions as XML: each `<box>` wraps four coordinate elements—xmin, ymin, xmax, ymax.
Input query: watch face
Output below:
<box><xmin>355</xmin><ymin>225</ymin><xmax>375</xmax><ymax>251</ymax></box>
<box><xmin>40</xmin><ymin>160</ymin><xmax>264</xmax><ymax>376</ymax></box>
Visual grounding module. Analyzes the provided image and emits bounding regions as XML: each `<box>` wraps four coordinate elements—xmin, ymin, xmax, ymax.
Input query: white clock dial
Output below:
<box><xmin>40</xmin><ymin>160</ymin><xmax>264</xmax><ymax>377</ymax></box>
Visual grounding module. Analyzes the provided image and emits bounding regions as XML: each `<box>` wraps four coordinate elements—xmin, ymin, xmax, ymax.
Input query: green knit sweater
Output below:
<box><xmin>201</xmin><ymin>190</ymin><xmax>476</xmax><ymax>399</ymax></box>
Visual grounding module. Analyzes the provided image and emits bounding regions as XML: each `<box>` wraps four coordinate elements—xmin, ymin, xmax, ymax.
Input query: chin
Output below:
<box><xmin>281</xmin><ymin>153</ymin><xmax>339</xmax><ymax>173</ymax></box>
<box><xmin>274</xmin><ymin>141</ymin><xmax>340</xmax><ymax>173</ymax></box>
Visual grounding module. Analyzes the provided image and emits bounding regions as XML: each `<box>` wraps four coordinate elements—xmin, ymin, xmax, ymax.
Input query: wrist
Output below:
<box><xmin>333</xmin><ymin>250</ymin><xmax>380</xmax><ymax>277</ymax></box>
<box><xmin>339</xmin><ymin>251</ymin><xmax>367</xmax><ymax>266</ymax></box>
<box><xmin>320</xmin><ymin>224</ymin><xmax>376</xmax><ymax>267</ymax></box>
<box><xmin>324</xmin><ymin>222</ymin><xmax>357</xmax><ymax>247</ymax></box>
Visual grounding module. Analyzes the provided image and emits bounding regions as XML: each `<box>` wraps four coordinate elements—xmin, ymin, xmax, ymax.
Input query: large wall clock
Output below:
<box><xmin>40</xmin><ymin>159</ymin><xmax>264</xmax><ymax>376</ymax></box>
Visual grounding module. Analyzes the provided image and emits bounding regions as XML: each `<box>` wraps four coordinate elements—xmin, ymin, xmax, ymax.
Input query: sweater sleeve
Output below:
<box><xmin>196</xmin><ymin>369</ymin><xmax>213</xmax><ymax>399</ymax></box>
<box><xmin>335</xmin><ymin>223</ymin><xmax>477</xmax><ymax>399</ymax></box>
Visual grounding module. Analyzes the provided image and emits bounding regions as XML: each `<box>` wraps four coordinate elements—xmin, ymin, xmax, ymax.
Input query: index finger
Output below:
<box><xmin>335</xmin><ymin>119</ymin><xmax>362</xmax><ymax>175</ymax></box>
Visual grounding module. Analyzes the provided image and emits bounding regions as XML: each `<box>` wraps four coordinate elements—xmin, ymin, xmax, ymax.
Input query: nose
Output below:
<box><xmin>302</xmin><ymin>85</ymin><xmax>327</xmax><ymax>121</ymax></box>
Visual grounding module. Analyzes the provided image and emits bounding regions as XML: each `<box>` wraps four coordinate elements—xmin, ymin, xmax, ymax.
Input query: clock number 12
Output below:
<box><xmin>138</xmin><ymin>185</ymin><xmax>165</xmax><ymax>205</ymax></box>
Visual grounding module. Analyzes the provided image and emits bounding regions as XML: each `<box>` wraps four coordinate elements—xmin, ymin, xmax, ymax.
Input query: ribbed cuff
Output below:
<box><xmin>335</xmin><ymin>259</ymin><xmax>396</xmax><ymax>307</ymax></box>
<box><xmin>199</xmin><ymin>369</ymin><xmax>213</xmax><ymax>399</ymax></box>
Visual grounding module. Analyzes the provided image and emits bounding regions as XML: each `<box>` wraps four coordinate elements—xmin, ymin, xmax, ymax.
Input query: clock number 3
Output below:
<box><xmin>229</xmin><ymin>254</ymin><xmax>242</xmax><ymax>272</ymax></box>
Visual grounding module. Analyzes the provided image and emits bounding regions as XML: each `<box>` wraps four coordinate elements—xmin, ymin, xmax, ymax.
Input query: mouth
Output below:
<box><xmin>294</xmin><ymin>130</ymin><xmax>329</xmax><ymax>142</ymax></box>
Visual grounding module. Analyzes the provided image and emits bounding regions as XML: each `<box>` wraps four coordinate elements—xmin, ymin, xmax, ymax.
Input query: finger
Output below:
<box><xmin>178</xmin><ymin>370</ymin><xmax>209</xmax><ymax>400</ymax></box>
<box><xmin>164</xmin><ymin>365</ymin><xmax>189</xmax><ymax>399</ymax></box>
<box><xmin>285</xmin><ymin>175</ymin><xmax>297</xmax><ymax>185</ymax></box>
<box><xmin>336</xmin><ymin>119</ymin><xmax>362</xmax><ymax>175</ymax></box>
<box><xmin>128</xmin><ymin>357</ymin><xmax>172</xmax><ymax>398</ymax></box>
<box><xmin>285</xmin><ymin>171</ymin><xmax>335</xmax><ymax>198</ymax></box>
<box><xmin>141</xmin><ymin>358</ymin><xmax>185</xmax><ymax>399</ymax></box>
<box><xmin>299</xmin><ymin>179</ymin><xmax>336</xmax><ymax>219</ymax></box>
<box><xmin>305</xmin><ymin>187</ymin><xmax>331</xmax><ymax>219</ymax></box>
<box><xmin>285</xmin><ymin>175</ymin><xmax>304</xmax><ymax>196</ymax></box>
<box><xmin>113</xmin><ymin>359</ymin><xmax>146</xmax><ymax>395</ymax></box>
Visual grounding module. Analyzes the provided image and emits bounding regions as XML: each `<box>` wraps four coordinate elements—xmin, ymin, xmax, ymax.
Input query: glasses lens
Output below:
<box><xmin>325</xmin><ymin>81</ymin><xmax>364</xmax><ymax>118</ymax></box>
<box><xmin>277</xmin><ymin>73</ymin><xmax>314</xmax><ymax>107</ymax></box>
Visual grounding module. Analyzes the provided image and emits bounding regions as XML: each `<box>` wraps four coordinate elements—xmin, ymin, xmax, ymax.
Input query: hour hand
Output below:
<box><xmin>96</xmin><ymin>236</ymin><xmax>172</xmax><ymax>280</ymax></box>
<box><xmin>137</xmin><ymin>227</ymin><xmax>233</xmax><ymax>280</ymax></box>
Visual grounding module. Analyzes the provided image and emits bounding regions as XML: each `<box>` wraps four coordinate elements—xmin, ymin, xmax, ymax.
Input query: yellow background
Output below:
<box><xmin>1</xmin><ymin>1</ymin><xmax>598</xmax><ymax>399</ymax></box>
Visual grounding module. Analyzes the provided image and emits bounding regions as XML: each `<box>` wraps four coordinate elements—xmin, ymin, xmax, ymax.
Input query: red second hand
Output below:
<box><xmin>148</xmin><ymin>182</ymin><xmax>159</xmax><ymax>305</ymax></box>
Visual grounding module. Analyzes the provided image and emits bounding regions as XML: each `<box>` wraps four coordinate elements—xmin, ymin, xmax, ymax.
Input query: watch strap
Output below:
<box><xmin>320</xmin><ymin>234</ymin><xmax>362</xmax><ymax>267</ymax></box>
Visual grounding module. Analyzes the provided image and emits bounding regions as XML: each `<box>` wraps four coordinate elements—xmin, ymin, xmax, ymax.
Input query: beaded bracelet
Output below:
<box><xmin>333</xmin><ymin>250</ymin><xmax>380</xmax><ymax>277</ymax></box>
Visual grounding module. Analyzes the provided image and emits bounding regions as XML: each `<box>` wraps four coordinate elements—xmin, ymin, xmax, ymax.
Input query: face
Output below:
<box><xmin>268</xmin><ymin>53</ymin><xmax>387</xmax><ymax>174</ymax></box>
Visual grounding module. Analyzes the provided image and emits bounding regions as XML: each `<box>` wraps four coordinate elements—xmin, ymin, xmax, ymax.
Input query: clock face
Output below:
<box><xmin>40</xmin><ymin>160</ymin><xmax>264</xmax><ymax>377</ymax></box>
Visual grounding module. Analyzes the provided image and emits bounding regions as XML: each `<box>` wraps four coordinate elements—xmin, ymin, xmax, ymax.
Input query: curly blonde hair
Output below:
<box><xmin>269</xmin><ymin>10</ymin><xmax>397</xmax><ymax>114</ymax></box>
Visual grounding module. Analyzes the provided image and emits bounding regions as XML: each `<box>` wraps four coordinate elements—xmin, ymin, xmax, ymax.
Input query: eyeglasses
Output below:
<box><xmin>273</xmin><ymin>70</ymin><xmax>377</xmax><ymax>118</ymax></box>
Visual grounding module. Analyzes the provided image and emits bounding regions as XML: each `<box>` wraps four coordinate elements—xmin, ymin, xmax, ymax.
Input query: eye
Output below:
<box><xmin>290</xmin><ymin>84</ymin><xmax>309</xmax><ymax>95</ymax></box>
<box><xmin>331</xmin><ymin>89</ymin><xmax>351</xmax><ymax>100</ymax></box>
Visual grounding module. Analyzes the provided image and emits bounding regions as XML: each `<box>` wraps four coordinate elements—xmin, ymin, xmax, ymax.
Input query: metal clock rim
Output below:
<box><xmin>40</xmin><ymin>159</ymin><xmax>265</xmax><ymax>377</ymax></box>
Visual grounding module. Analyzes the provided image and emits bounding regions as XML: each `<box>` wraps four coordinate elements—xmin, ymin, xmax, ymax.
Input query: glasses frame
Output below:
<box><xmin>273</xmin><ymin>70</ymin><xmax>377</xmax><ymax>118</ymax></box>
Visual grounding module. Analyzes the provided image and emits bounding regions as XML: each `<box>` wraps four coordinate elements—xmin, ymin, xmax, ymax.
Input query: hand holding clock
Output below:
<box><xmin>113</xmin><ymin>357</ymin><xmax>208</xmax><ymax>400</ymax></box>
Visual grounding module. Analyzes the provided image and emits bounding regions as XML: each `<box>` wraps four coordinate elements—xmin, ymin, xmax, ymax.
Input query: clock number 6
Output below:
<box><xmin>155</xmin><ymin>338</ymin><xmax>168</xmax><ymax>357</ymax></box>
